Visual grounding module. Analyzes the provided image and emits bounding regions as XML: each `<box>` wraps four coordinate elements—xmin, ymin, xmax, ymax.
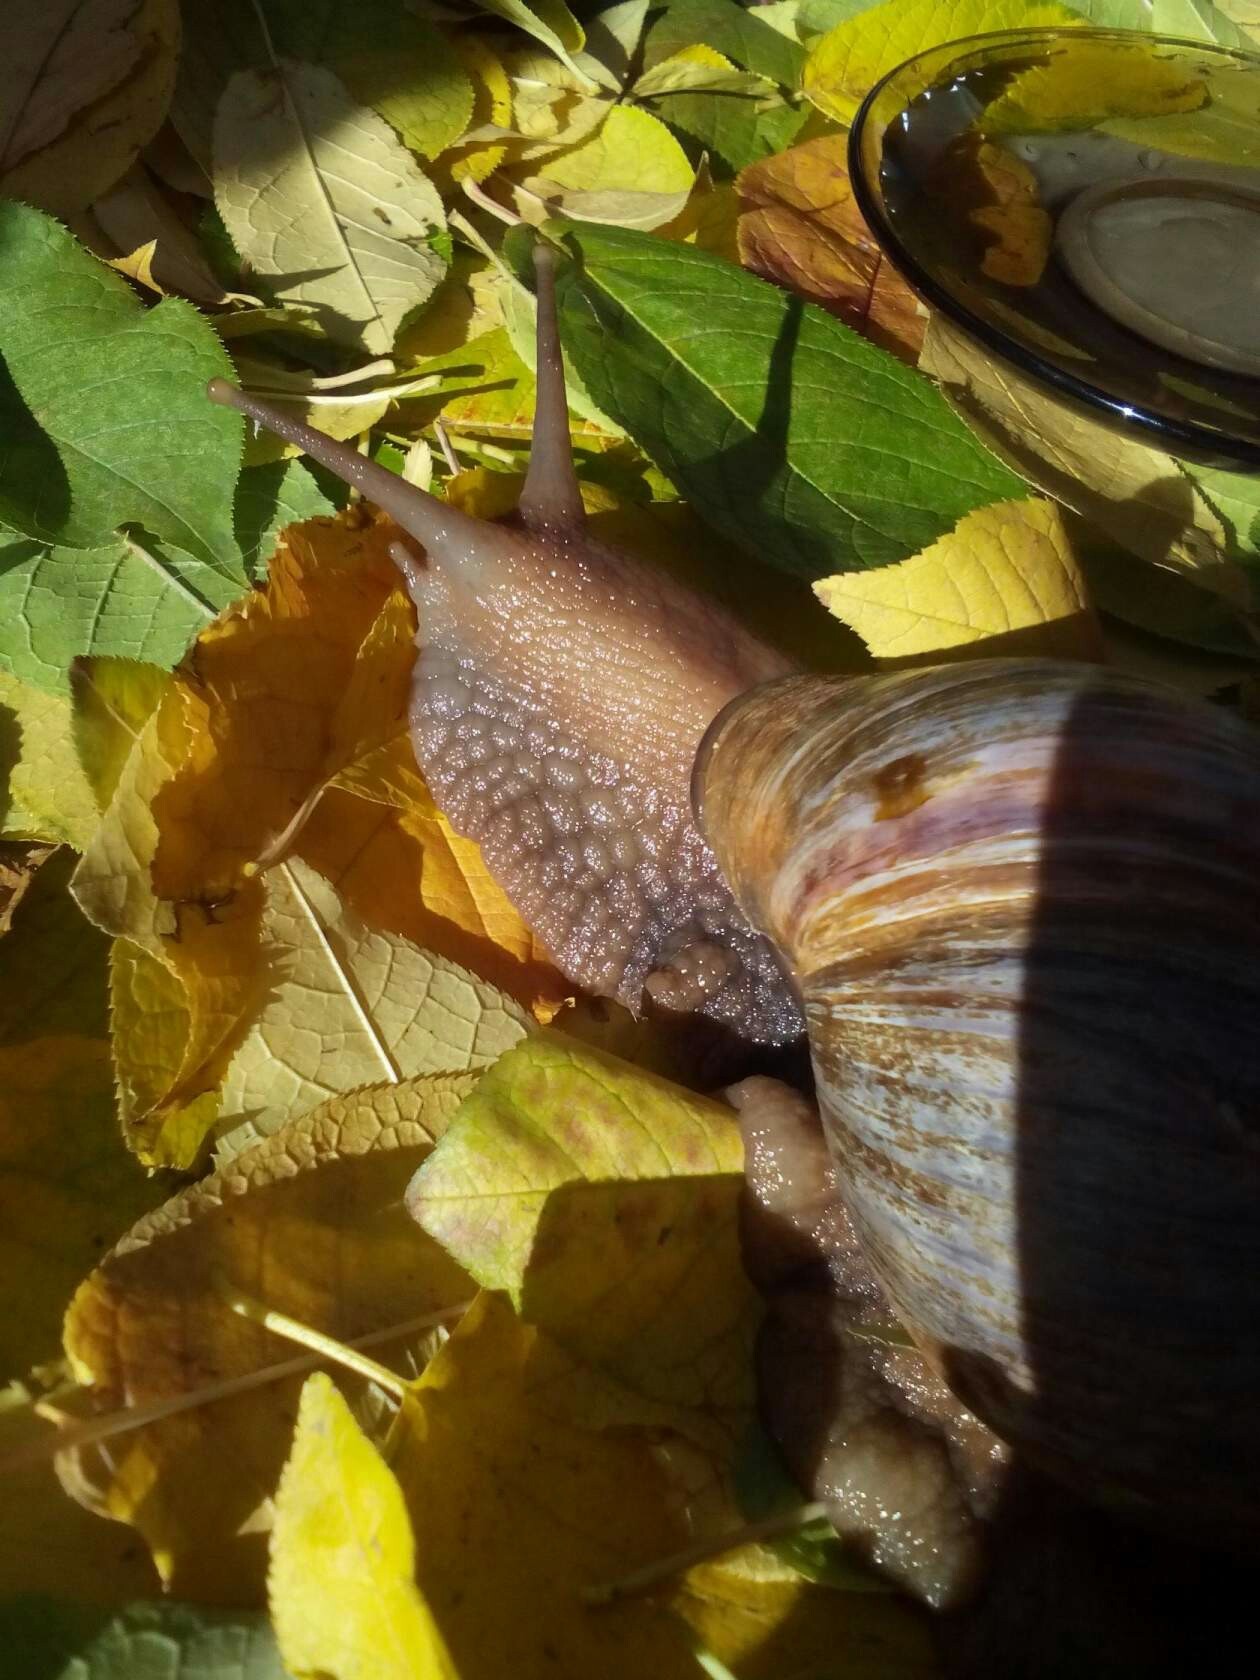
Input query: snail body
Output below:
<box><xmin>209</xmin><ymin>241</ymin><xmax>1260</xmax><ymax>1546</ymax></box>
<box><xmin>698</xmin><ymin>661</ymin><xmax>1260</xmax><ymax>1537</ymax></box>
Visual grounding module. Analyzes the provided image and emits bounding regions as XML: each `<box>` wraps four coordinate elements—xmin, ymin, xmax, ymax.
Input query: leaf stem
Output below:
<box><xmin>0</xmin><ymin>1304</ymin><xmax>470</xmax><ymax>1474</ymax></box>
<box><xmin>220</xmin><ymin>1281</ymin><xmax>414</xmax><ymax>1398</ymax></box>
<box><xmin>583</xmin><ymin>1503</ymin><xmax>831</xmax><ymax>1606</ymax></box>
<box><xmin>460</xmin><ymin>176</ymin><xmax>523</xmax><ymax>227</ymax></box>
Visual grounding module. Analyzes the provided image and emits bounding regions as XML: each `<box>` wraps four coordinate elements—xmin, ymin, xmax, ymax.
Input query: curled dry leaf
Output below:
<box><xmin>814</xmin><ymin>497</ymin><xmax>1103</xmax><ymax>662</ymax></box>
<box><xmin>918</xmin><ymin>314</ymin><xmax>1251</xmax><ymax>600</ymax></box>
<box><xmin>736</xmin><ymin>133</ymin><xmax>925</xmax><ymax>361</ymax></box>
<box><xmin>0</xmin><ymin>0</ymin><xmax>179</xmax><ymax>218</ymax></box>
<box><xmin>407</xmin><ymin>1036</ymin><xmax>759</xmax><ymax>1448</ymax></box>
<box><xmin>60</xmin><ymin>1075</ymin><xmax>477</xmax><ymax>1602</ymax></box>
<box><xmin>72</xmin><ymin>512</ymin><xmax>535</xmax><ymax>1165</ymax></box>
<box><xmin>271</xmin><ymin>1373</ymin><xmax>458</xmax><ymax>1680</ymax></box>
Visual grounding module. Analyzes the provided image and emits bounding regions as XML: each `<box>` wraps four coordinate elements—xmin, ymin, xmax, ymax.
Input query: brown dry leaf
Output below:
<box><xmin>0</xmin><ymin>840</ymin><xmax>52</xmax><ymax>935</ymax></box>
<box><xmin>919</xmin><ymin>314</ymin><xmax>1248</xmax><ymax>598</ymax></box>
<box><xmin>0</xmin><ymin>0</ymin><xmax>179</xmax><ymax>218</ymax></box>
<box><xmin>736</xmin><ymin>133</ymin><xmax>925</xmax><ymax>360</ymax></box>
<box><xmin>60</xmin><ymin>1075</ymin><xmax>477</xmax><ymax>1602</ymax></box>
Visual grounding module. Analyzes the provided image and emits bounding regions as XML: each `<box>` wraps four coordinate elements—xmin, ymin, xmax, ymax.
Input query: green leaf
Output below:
<box><xmin>0</xmin><ymin>537</ymin><xmax>220</xmax><ymax>694</ymax></box>
<box><xmin>479</xmin><ymin>0</ymin><xmax>588</xmax><ymax>78</ymax></box>
<box><xmin>1149</xmin><ymin>0</ymin><xmax>1254</xmax><ymax>48</ymax></box>
<box><xmin>644</xmin><ymin>84</ymin><xmax>809</xmax><ymax>175</ymax></box>
<box><xmin>234</xmin><ymin>458</ymin><xmax>338</xmax><ymax>577</ymax></box>
<box><xmin>260</xmin><ymin>0</ymin><xmax>473</xmax><ymax>158</ymax></box>
<box><xmin>214</xmin><ymin>61</ymin><xmax>448</xmax><ymax>354</ymax></box>
<box><xmin>0</xmin><ymin>1597</ymin><xmax>286</xmax><ymax>1680</ymax></box>
<box><xmin>1180</xmin><ymin>461</ymin><xmax>1260</xmax><ymax>565</ymax></box>
<box><xmin>173</xmin><ymin>0</ymin><xmax>473</xmax><ymax>171</ymax></box>
<box><xmin>0</xmin><ymin>203</ymin><xmax>243</xmax><ymax>573</ymax></box>
<box><xmin>552</xmin><ymin>222</ymin><xmax>1023</xmax><ymax>578</ymax></box>
<box><xmin>646</xmin><ymin>0</ymin><xmax>807</xmax><ymax>86</ymax></box>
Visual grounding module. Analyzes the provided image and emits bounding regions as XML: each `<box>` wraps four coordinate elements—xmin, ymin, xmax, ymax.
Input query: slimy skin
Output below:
<box><xmin>208</xmin><ymin>244</ymin><xmax>803</xmax><ymax>1042</ymax></box>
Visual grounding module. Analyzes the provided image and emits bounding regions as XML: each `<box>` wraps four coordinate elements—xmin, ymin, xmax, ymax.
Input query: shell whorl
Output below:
<box><xmin>696</xmin><ymin>659</ymin><xmax>1260</xmax><ymax>1535</ymax></box>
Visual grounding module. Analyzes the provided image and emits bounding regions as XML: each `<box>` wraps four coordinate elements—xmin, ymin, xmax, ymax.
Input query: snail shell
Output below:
<box><xmin>695</xmin><ymin>658</ymin><xmax>1260</xmax><ymax>1538</ymax></box>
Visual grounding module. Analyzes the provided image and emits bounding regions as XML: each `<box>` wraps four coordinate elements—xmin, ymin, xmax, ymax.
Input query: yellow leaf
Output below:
<box><xmin>736</xmin><ymin>132</ymin><xmax>925</xmax><ymax>359</ymax></box>
<box><xmin>271</xmin><ymin>1372</ymin><xmax>458</xmax><ymax>1680</ymax></box>
<box><xmin>0</xmin><ymin>0</ymin><xmax>179</xmax><ymax>218</ymax></box>
<box><xmin>447</xmin><ymin>37</ymin><xmax>513</xmax><ymax>186</ymax></box>
<box><xmin>72</xmin><ymin>692</ymin><xmax>267</xmax><ymax>1167</ymax></box>
<box><xmin>918</xmin><ymin>314</ymin><xmax>1247</xmax><ymax>597</ymax></box>
<box><xmin>520</xmin><ymin>105</ymin><xmax>696</xmax><ymax>229</ymax></box>
<box><xmin>61</xmin><ymin>1075</ymin><xmax>477</xmax><ymax>1601</ymax></box>
<box><xmin>659</xmin><ymin>173</ymin><xmax>741</xmax><ymax>263</ymax></box>
<box><xmin>71</xmin><ymin>656</ymin><xmax>172</xmax><ymax>814</ymax></box>
<box><xmin>0</xmin><ymin>850</ymin><xmax>166</xmax><ymax>1381</ymax></box>
<box><xmin>303</xmin><ymin>775</ymin><xmax>567</xmax><ymax>1014</ymax></box>
<box><xmin>407</xmin><ymin>1036</ymin><xmax>758</xmax><ymax>1447</ymax></box>
<box><xmin>802</xmin><ymin>0</ymin><xmax>1082</xmax><ymax>124</ymax></box>
<box><xmin>0</xmin><ymin>1384</ymin><xmax>161</xmax><ymax>1606</ymax></box>
<box><xmin>983</xmin><ymin>38</ymin><xmax>1209</xmax><ymax>134</ymax></box>
<box><xmin>674</xmin><ymin>1548</ymin><xmax>938</xmax><ymax>1679</ymax></box>
<box><xmin>215</xmin><ymin>858</ymin><xmax>530</xmax><ymax>1156</ymax></box>
<box><xmin>814</xmin><ymin>498</ymin><xmax>1101</xmax><ymax>660</ymax></box>
<box><xmin>388</xmin><ymin>1293</ymin><xmax>701</xmax><ymax>1680</ymax></box>
<box><xmin>0</xmin><ymin>670</ymin><xmax>100</xmax><ymax>849</ymax></box>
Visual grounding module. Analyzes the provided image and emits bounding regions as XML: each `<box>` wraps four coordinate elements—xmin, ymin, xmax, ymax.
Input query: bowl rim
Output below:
<box><xmin>846</xmin><ymin>25</ymin><xmax>1260</xmax><ymax>470</ymax></box>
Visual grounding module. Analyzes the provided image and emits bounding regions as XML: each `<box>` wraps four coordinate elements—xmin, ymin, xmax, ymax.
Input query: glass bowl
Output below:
<box><xmin>848</xmin><ymin>27</ymin><xmax>1260</xmax><ymax>469</ymax></box>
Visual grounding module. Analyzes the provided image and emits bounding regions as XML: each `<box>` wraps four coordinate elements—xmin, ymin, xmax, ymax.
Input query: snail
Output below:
<box><xmin>208</xmin><ymin>238</ymin><xmax>1260</xmax><ymax>1594</ymax></box>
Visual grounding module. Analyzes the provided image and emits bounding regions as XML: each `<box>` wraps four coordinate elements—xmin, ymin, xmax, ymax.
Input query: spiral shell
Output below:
<box><xmin>695</xmin><ymin>659</ymin><xmax>1260</xmax><ymax>1536</ymax></box>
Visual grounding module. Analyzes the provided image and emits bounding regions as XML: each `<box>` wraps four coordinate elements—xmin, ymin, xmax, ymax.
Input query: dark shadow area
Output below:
<box><xmin>951</xmin><ymin>681</ymin><xmax>1260</xmax><ymax>1539</ymax></box>
<box><xmin>0</xmin><ymin>357</ymin><xmax>70</xmax><ymax>543</ymax></box>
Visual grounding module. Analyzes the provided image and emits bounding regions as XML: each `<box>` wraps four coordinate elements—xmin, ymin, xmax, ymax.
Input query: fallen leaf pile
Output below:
<box><xmin>2</xmin><ymin>0</ymin><xmax>1259</xmax><ymax>1674</ymax></box>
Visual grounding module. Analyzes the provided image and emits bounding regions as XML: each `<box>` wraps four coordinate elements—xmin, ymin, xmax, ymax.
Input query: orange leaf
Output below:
<box><xmin>150</xmin><ymin>512</ymin><xmax>413</xmax><ymax>904</ymax></box>
<box><xmin>736</xmin><ymin>134</ymin><xmax>925</xmax><ymax>362</ymax></box>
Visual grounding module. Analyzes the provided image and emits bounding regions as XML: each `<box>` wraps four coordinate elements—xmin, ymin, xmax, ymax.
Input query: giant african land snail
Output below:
<box><xmin>208</xmin><ymin>239</ymin><xmax>1260</xmax><ymax>1595</ymax></box>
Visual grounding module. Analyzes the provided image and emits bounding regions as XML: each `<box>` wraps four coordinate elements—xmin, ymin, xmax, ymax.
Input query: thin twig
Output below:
<box><xmin>584</xmin><ymin>1504</ymin><xmax>831</xmax><ymax>1606</ymax></box>
<box><xmin>433</xmin><ymin>417</ymin><xmax>461</xmax><ymax>476</ymax></box>
<box><xmin>0</xmin><ymin>1304</ymin><xmax>471</xmax><ymax>1475</ymax></box>
<box><xmin>460</xmin><ymin>175</ymin><xmax>523</xmax><ymax>227</ymax></box>
<box><xmin>222</xmin><ymin>1282</ymin><xmax>412</xmax><ymax>1397</ymax></box>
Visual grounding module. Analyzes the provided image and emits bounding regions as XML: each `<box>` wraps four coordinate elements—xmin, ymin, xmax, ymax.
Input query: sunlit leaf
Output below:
<box><xmin>214</xmin><ymin>61</ymin><xmax>448</xmax><ymax>354</ymax></box>
<box><xmin>407</xmin><ymin>1036</ymin><xmax>757</xmax><ymax>1445</ymax></box>
<box><xmin>918</xmin><ymin>314</ymin><xmax>1250</xmax><ymax>597</ymax></box>
<box><xmin>518</xmin><ymin>106</ymin><xmax>696</xmax><ymax>230</ymax></box>
<box><xmin>216</xmin><ymin>859</ymin><xmax>529</xmax><ymax>1155</ymax></box>
<box><xmin>814</xmin><ymin>497</ymin><xmax>1101</xmax><ymax>659</ymax></box>
<box><xmin>553</xmin><ymin>222</ymin><xmax>1023</xmax><ymax>579</ymax></box>
<box><xmin>62</xmin><ymin>1075</ymin><xmax>476</xmax><ymax>1599</ymax></box>
<box><xmin>271</xmin><ymin>1373</ymin><xmax>458</xmax><ymax>1680</ymax></box>
<box><xmin>736</xmin><ymin>132</ymin><xmax>925</xmax><ymax>359</ymax></box>
<box><xmin>0</xmin><ymin>202</ymin><xmax>243</xmax><ymax>574</ymax></box>
<box><xmin>802</xmin><ymin>0</ymin><xmax>1082</xmax><ymax>124</ymax></box>
<box><xmin>0</xmin><ymin>672</ymin><xmax>100</xmax><ymax>849</ymax></box>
